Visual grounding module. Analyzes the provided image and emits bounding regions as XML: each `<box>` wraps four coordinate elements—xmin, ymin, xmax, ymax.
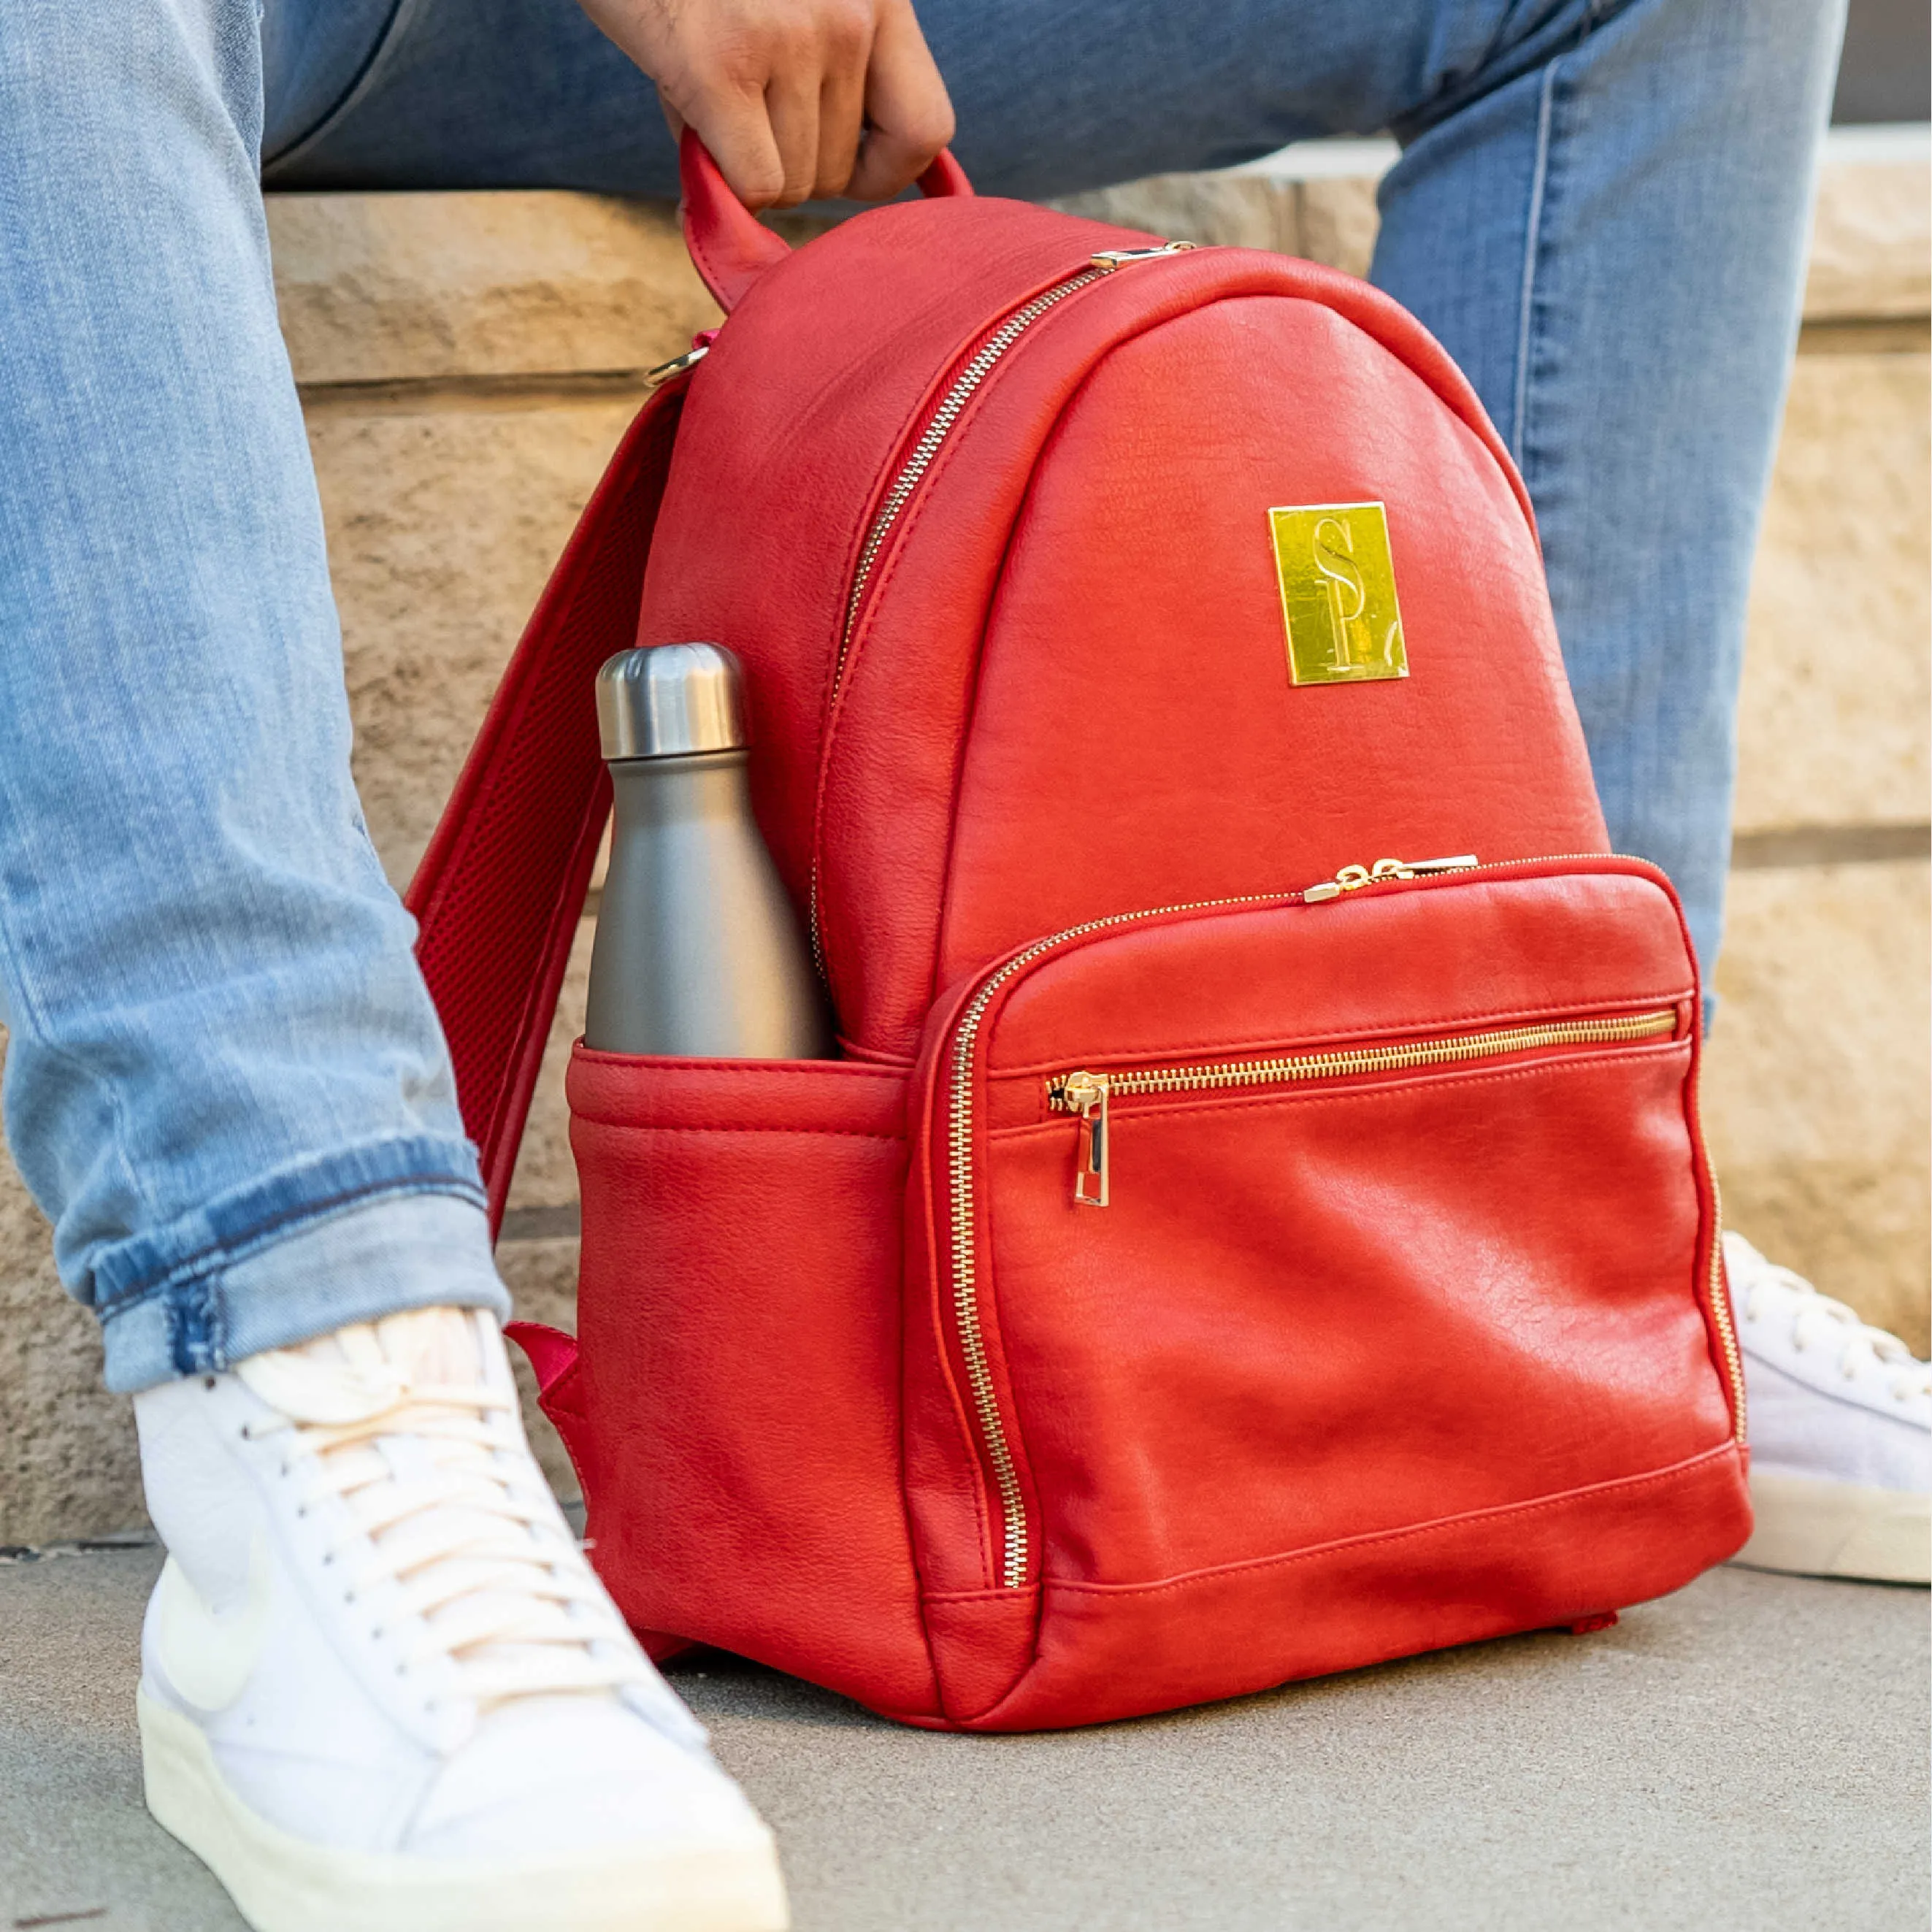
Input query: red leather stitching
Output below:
<box><xmin>1674</xmin><ymin>1003</ymin><xmax>1739</xmax><ymax>1435</ymax></box>
<box><xmin>1039</xmin><ymin>1443</ymin><xmax>1741</xmax><ymax>1601</ymax></box>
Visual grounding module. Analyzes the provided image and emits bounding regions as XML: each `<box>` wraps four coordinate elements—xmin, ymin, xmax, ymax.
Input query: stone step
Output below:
<box><xmin>2</xmin><ymin>131</ymin><xmax>1925</xmax><ymax>1540</ymax></box>
<box><xmin>7</xmin><ymin>1544</ymin><xmax>1924</xmax><ymax>1930</ymax></box>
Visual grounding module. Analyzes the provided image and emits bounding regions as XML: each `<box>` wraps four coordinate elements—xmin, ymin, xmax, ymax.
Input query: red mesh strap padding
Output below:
<box><xmin>407</xmin><ymin>387</ymin><xmax>686</xmax><ymax>1230</ymax></box>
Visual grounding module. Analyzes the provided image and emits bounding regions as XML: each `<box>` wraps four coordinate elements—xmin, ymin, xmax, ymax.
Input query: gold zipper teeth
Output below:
<box><xmin>834</xmin><ymin>269</ymin><xmax>1105</xmax><ymax>699</ymax></box>
<box><xmin>810</xmin><ymin>255</ymin><xmax>1178</xmax><ymax>980</ymax></box>
<box><xmin>948</xmin><ymin>888</ymin><xmax>1281</xmax><ymax>1590</ymax></box>
<box><xmin>1079</xmin><ymin>1011</ymin><xmax>1678</xmax><ymax>1100</ymax></box>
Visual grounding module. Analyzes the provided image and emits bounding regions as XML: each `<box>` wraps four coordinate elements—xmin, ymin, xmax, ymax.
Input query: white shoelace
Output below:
<box><xmin>237</xmin><ymin>1308</ymin><xmax>652</xmax><ymax>1709</ymax></box>
<box><xmin>1727</xmin><ymin>1235</ymin><xmax>1932</xmax><ymax>1405</ymax></box>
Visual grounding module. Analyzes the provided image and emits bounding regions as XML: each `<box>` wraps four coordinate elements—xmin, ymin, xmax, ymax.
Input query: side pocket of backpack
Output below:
<box><xmin>564</xmin><ymin>1048</ymin><xmax>942</xmax><ymax>1721</ymax></box>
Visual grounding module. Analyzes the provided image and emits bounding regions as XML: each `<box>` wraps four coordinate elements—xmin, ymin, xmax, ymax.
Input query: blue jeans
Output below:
<box><xmin>0</xmin><ymin>0</ymin><xmax>1841</xmax><ymax>1391</ymax></box>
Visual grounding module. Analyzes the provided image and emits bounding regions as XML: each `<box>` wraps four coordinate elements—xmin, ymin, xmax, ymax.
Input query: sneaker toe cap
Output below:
<box><xmin>405</xmin><ymin>1697</ymin><xmax>765</xmax><ymax>1861</ymax></box>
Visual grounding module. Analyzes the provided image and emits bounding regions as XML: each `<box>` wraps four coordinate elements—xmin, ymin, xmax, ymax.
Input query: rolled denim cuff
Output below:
<box><xmin>95</xmin><ymin>1138</ymin><xmax>507</xmax><ymax>1391</ymax></box>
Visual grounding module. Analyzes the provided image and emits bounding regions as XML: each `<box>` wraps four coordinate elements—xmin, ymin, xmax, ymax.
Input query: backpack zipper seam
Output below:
<box><xmin>808</xmin><ymin>245</ymin><xmax>1197</xmax><ymax>981</ymax></box>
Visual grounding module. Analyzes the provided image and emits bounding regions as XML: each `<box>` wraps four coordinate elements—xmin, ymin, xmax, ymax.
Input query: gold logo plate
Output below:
<box><xmin>1269</xmin><ymin>501</ymin><xmax>1408</xmax><ymax>686</ymax></box>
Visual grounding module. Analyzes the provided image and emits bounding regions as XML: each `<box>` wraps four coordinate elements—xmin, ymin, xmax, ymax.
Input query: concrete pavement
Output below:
<box><xmin>1</xmin><ymin>1545</ymin><xmax>1925</xmax><ymax>1931</ymax></box>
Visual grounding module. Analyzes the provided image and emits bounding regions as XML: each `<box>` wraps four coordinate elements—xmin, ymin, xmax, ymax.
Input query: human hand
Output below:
<box><xmin>576</xmin><ymin>0</ymin><xmax>955</xmax><ymax>209</ymax></box>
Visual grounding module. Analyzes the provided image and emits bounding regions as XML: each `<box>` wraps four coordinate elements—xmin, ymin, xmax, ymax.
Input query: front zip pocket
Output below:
<box><xmin>1046</xmin><ymin>1010</ymin><xmax>1681</xmax><ymax>1208</ymax></box>
<box><xmin>923</xmin><ymin>856</ymin><xmax>1740</xmax><ymax>1603</ymax></box>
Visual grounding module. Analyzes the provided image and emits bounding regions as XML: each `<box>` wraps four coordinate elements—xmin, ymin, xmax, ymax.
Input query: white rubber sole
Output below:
<box><xmin>139</xmin><ymin>1690</ymin><xmax>791</xmax><ymax>1932</ymax></box>
<box><xmin>1730</xmin><ymin>1471</ymin><xmax>1931</xmax><ymax>1584</ymax></box>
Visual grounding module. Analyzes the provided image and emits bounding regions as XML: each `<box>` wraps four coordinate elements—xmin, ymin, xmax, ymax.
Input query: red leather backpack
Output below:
<box><xmin>410</xmin><ymin>137</ymin><xmax>1751</xmax><ymax>1731</ymax></box>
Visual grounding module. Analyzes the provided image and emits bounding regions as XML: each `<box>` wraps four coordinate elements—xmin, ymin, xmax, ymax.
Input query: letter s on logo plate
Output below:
<box><xmin>1268</xmin><ymin>501</ymin><xmax>1409</xmax><ymax>686</ymax></box>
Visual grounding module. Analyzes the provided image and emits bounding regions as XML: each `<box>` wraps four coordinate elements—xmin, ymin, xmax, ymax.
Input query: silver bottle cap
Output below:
<box><xmin>596</xmin><ymin>643</ymin><xmax>748</xmax><ymax>760</ymax></box>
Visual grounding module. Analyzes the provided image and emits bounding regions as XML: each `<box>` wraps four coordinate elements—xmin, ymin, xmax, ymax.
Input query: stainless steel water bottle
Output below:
<box><xmin>583</xmin><ymin>643</ymin><xmax>833</xmax><ymax>1058</ymax></box>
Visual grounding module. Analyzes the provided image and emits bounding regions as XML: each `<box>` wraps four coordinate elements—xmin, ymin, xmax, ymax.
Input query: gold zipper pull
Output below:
<box><xmin>1049</xmin><ymin>1070</ymin><xmax>1112</xmax><ymax>1207</ymax></box>
<box><xmin>1305</xmin><ymin>854</ymin><xmax>1479</xmax><ymax>902</ymax></box>
<box><xmin>1304</xmin><ymin>865</ymin><xmax>1368</xmax><ymax>903</ymax></box>
<box><xmin>1090</xmin><ymin>242</ymin><xmax>1197</xmax><ymax>269</ymax></box>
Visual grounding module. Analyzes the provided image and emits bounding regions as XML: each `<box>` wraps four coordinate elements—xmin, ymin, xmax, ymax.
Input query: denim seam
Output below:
<box><xmin>94</xmin><ymin>1170</ymin><xmax>486</xmax><ymax>1316</ymax></box>
<box><xmin>260</xmin><ymin>0</ymin><xmax>423</xmax><ymax>177</ymax></box>
<box><xmin>1510</xmin><ymin>58</ymin><xmax>1561</xmax><ymax>465</ymax></box>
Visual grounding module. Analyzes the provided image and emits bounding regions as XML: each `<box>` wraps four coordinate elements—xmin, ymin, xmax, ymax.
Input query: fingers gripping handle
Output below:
<box><xmin>678</xmin><ymin>128</ymin><xmax>975</xmax><ymax>311</ymax></box>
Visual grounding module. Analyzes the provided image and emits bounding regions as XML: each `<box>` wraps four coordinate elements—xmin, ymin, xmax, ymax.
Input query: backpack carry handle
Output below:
<box><xmin>679</xmin><ymin>128</ymin><xmax>973</xmax><ymax>311</ymax></box>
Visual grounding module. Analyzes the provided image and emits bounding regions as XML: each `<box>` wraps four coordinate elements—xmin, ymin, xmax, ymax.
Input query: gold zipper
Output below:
<box><xmin>809</xmin><ymin>241</ymin><xmax>1197</xmax><ymax>977</ymax></box>
<box><xmin>940</xmin><ymin>848</ymin><xmax>1732</xmax><ymax>1588</ymax></box>
<box><xmin>1046</xmin><ymin>1010</ymin><xmax>1680</xmax><ymax>1208</ymax></box>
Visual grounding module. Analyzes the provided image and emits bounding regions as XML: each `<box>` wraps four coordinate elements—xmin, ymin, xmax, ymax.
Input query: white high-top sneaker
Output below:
<box><xmin>1724</xmin><ymin>1233</ymin><xmax>1931</xmax><ymax>1586</ymax></box>
<box><xmin>133</xmin><ymin>1306</ymin><xmax>788</xmax><ymax>1932</ymax></box>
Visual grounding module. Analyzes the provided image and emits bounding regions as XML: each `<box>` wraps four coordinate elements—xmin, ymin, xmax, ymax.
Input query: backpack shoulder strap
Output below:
<box><xmin>406</xmin><ymin>383</ymin><xmax>686</xmax><ymax>1230</ymax></box>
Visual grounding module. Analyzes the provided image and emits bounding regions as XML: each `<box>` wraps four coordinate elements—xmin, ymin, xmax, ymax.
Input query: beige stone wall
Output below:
<box><xmin>2</xmin><ymin>146</ymin><xmax>1925</xmax><ymax>1542</ymax></box>
<box><xmin>1708</xmin><ymin>330</ymin><xmax>1930</xmax><ymax>1352</ymax></box>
